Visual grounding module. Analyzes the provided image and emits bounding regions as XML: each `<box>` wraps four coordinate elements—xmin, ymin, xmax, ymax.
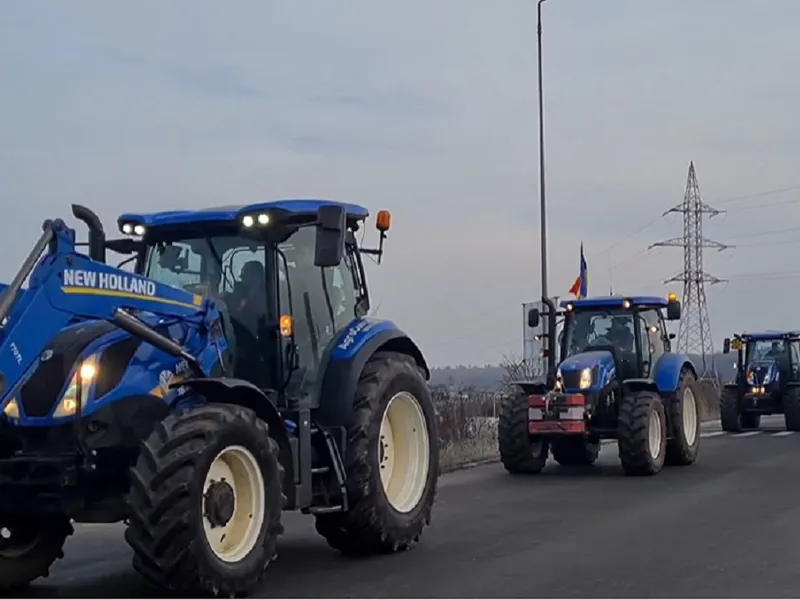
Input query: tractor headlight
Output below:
<box><xmin>579</xmin><ymin>367</ymin><xmax>592</xmax><ymax>390</ymax></box>
<box><xmin>52</xmin><ymin>357</ymin><xmax>98</xmax><ymax>418</ymax></box>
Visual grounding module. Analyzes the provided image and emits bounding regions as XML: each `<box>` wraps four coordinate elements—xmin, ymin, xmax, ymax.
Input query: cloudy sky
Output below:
<box><xmin>2</xmin><ymin>0</ymin><xmax>799</xmax><ymax>367</ymax></box>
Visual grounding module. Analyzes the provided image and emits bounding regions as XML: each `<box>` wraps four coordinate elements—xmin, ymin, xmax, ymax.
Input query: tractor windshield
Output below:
<box><xmin>746</xmin><ymin>339</ymin><xmax>786</xmax><ymax>364</ymax></box>
<box><xmin>563</xmin><ymin>309</ymin><xmax>636</xmax><ymax>358</ymax></box>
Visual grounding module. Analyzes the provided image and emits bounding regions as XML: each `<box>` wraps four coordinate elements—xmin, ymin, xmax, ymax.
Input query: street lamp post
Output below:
<box><xmin>537</xmin><ymin>0</ymin><xmax>549</xmax><ymax>301</ymax></box>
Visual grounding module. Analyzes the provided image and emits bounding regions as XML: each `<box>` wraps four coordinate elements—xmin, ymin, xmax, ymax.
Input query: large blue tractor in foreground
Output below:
<box><xmin>499</xmin><ymin>295</ymin><xmax>701</xmax><ymax>476</ymax></box>
<box><xmin>720</xmin><ymin>331</ymin><xmax>800</xmax><ymax>431</ymax></box>
<box><xmin>0</xmin><ymin>200</ymin><xmax>439</xmax><ymax>596</ymax></box>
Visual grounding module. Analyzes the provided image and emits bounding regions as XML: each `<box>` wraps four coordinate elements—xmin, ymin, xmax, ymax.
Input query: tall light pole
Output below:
<box><xmin>537</xmin><ymin>0</ymin><xmax>549</xmax><ymax>301</ymax></box>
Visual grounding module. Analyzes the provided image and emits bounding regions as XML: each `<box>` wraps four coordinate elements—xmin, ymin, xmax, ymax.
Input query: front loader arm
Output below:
<box><xmin>0</xmin><ymin>220</ymin><xmax>224</xmax><ymax>399</ymax></box>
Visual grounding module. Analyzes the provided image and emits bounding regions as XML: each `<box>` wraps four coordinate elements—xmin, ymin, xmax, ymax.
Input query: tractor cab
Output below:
<box><xmin>115</xmin><ymin>199</ymin><xmax>392</xmax><ymax>407</ymax></box>
<box><xmin>723</xmin><ymin>331</ymin><xmax>800</xmax><ymax>394</ymax></box>
<box><xmin>529</xmin><ymin>295</ymin><xmax>681</xmax><ymax>393</ymax></box>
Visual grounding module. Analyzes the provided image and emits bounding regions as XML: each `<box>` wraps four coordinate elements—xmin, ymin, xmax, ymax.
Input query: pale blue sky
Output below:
<box><xmin>2</xmin><ymin>0</ymin><xmax>799</xmax><ymax>366</ymax></box>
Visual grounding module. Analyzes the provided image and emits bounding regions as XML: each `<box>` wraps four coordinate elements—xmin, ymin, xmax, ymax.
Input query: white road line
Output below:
<box><xmin>700</xmin><ymin>431</ymin><xmax>726</xmax><ymax>438</ymax></box>
<box><xmin>732</xmin><ymin>431</ymin><xmax>761</xmax><ymax>438</ymax></box>
<box><xmin>770</xmin><ymin>430</ymin><xmax>795</xmax><ymax>437</ymax></box>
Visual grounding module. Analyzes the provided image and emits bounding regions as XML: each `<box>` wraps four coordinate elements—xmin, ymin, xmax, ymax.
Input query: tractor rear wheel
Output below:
<box><xmin>498</xmin><ymin>391</ymin><xmax>549</xmax><ymax>474</ymax></box>
<box><xmin>0</xmin><ymin>517</ymin><xmax>72</xmax><ymax>591</ymax></box>
<box><xmin>782</xmin><ymin>386</ymin><xmax>800</xmax><ymax>431</ymax></box>
<box><xmin>665</xmin><ymin>369</ymin><xmax>701</xmax><ymax>466</ymax></box>
<box><xmin>125</xmin><ymin>404</ymin><xmax>284</xmax><ymax>597</ymax></box>
<box><xmin>618</xmin><ymin>390</ymin><xmax>667</xmax><ymax>476</ymax></box>
<box><xmin>315</xmin><ymin>351</ymin><xmax>438</xmax><ymax>556</ymax></box>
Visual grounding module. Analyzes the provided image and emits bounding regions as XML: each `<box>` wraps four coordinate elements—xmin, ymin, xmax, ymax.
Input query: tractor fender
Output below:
<box><xmin>177</xmin><ymin>377</ymin><xmax>293</xmax><ymax>483</ymax></box>
<box><xmin>652</xmin><ymin>354</ymin><xmax>697</xmax><ymax>394</ymax></box>
<box><xmin>315</xmin><ymin>320</ymin><xmax>429</xmax><ymax>429</ymax></box>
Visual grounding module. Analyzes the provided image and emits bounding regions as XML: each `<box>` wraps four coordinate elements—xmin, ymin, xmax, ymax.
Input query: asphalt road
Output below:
<box><xmin>21</xmin><ymin>415</ymin><xmax>800</xmax><ymax>598</ymax></box>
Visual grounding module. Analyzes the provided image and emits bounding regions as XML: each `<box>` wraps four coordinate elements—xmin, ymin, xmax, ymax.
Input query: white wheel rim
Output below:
<box><xmin>648</xmin><ymin>409</ymin><xmax>663</xmax><ymax>460</ymax></box>
<box><xmin>683</xmin><ymin>386</ymin><xmax>698</xmax><ymax>445</ymax></box>
<box><xmin>202</xmin><ymin>445</ymin><xmax>265</xmax><ymax>563</ymax></box>
<box><xmin>379</xmin><ymin>391</ymin><xmax>431</xmax><ymax>513</ymax></box>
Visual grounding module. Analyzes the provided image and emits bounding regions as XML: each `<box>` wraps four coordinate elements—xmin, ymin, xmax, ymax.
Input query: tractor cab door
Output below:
<box><xmin>638</xmin><ymin>309</ymin><xmax>667</xmax><ymax>379</ymax></box>
<box><xmin>787</xmin><ymin>340</ymin><xmax>800</xmax><ymax>384</ymax></box>
<box><xmin>278</xmin><ymin>227</ymin><xmax>359</xmax><ymax>404</ymax></box>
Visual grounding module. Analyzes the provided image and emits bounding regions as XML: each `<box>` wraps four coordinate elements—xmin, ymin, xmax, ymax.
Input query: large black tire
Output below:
<box><xmin>125</xmin><ymin>404</ymin><xmax>285</xmax><ymax>597</ymax></box>
<box><xmin>551</xmin><ymin>437</ymin><xmax>599</xmax><ymax>467</ymax></box>
<box><xmin>783</xmin><ymin>386</ymin><xmax>800</xmax><ymax>431</ymax></box>
<box><xmin>618</xmin><ymin>390</ymin><xmax>667</xmax><ymax>476</ymax></box>
<box><xmin>498</xmin><ymin>391</ymin><xmax>549</xmax><ymax>474</ymax></box>
<box><xmin>719</xmin><ymin>386</ymin><xmax>743</xmax><ymax>432</ymax></box>
<box><xmin>315</xmin><ymin>351</ymin><xmax>439</xmax><ymax>556</ymax></box>
<box><xmin>665</xmin><ymin>369</ymin><xmax>701</xmax><ymax>466</ymax></box>
<box><xmin>0</xmin><ymin>517</ymin><xmax>72</xmax><ymax>591</ymax></box>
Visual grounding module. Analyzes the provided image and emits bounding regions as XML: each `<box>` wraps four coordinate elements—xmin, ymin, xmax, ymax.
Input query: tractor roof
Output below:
<box><xmin>741</xmin><ymin>330</ymin><xmax>800</xmax><ymax>341</ymax></box>
<box><xmin>560</xmin><ymin>296</ymin><xmax>669</xmax><ymax>310</ymax></box>
<box><xmin>119</xmin><ymin>199</ymin><xmax>370</xmax><ymax>229</ymax></box>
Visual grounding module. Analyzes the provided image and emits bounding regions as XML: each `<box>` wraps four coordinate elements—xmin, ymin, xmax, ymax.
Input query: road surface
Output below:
<box><xmin>23</xmin><ymin>415</ymin><xmax>800</xmax><ymax>598</ymax></box>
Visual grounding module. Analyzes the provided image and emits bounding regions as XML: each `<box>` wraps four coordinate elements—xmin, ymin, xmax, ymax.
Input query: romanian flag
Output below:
<box><xmin>568</xmin><ymin>243</ymin><xmax>588</xmax><ymax>299</ymax></box>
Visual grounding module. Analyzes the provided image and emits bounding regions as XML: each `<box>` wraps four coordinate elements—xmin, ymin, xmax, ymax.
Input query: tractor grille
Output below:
<box><xmin>19</xmin><ymin>322</ymin><xmax>117</xmax><ymax>417</ymax></box>
<box><xmin>561</xmin><ymin>366</ymin><xmax>600</xmax><ymax>390</ymax></box>
<box><xmin>94</xmin><ymin>336</ymin><xmax>142</xmax><ymax>400</ymax></box>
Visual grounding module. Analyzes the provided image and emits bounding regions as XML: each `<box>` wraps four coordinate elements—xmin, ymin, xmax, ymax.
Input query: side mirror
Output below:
<box><xmin>106</xmin><ymin>238</ymin><xmax>143</xmax><ymax>255</ymax></box>
<box><xmin>314</xmin><ymin>205</ymin><xmax>346</xmax><ymax>268</ymax></box>
<box><xmin>723</xmin><ymin>338</ymin><xmax>731</xmax><ymax>354</ymax></box>
<box><xmin>528</xmin><ymin>308</ymin><xmax>541</xmax><ymax>328</ymax></box>
<box><xmin>666</xmin><ymin>299</ymin><xmax>681</xmax><ymax>321</ymax></box>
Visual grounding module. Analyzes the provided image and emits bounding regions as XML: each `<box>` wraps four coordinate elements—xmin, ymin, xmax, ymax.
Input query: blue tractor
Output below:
<box><xmin>720</xmin><ymin>331</ymin><xmax>800</xmax><ymax>431</ymax></box>
<box><xmin>498</xmin><ymin>295</ymin><xmax>701</xmax><ymax>476</ymax></box>
<box><xmin>0</xmin><ymin>201</ymin><xmax>439</xmax><ymax>596</ymax></box>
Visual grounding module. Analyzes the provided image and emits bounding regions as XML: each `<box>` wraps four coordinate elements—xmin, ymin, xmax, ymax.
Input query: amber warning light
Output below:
<box><xmin>376</xmin><ymin>210</ymin><xmax>391</xmax><ymax>232</ymax></box>
<box><xmin>279</xmin><ymin>315</ymin><xmax>293</xmax><ymax>337</ymax></box>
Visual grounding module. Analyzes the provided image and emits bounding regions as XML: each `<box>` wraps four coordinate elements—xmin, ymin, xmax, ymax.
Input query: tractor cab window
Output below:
<box><xmin>277</xmin><ymin>226</ymin><xmax>358</xmax><ymax>399</ymax></box>
<box><xmin>564</xmin><ymin>310</ymin><xmax>636</xmax><ymax>357</ymax></box>
<box><xmin>790</xmin><ymin>341</ymin><xmax>800</xmax><ymax>379</ymax></box>
<box><xmin>746</xmin><ymin>339</ymin><xmax>786</xmax><ymax>365</ymax></box>
<box><xmin>143</xmin><ymin>235</ymin><xmax>270</xmax><ymax>386</ymax></box>
<box><xmin>638</xmin><ymin>309</ymin><xmax>665</xmax><ymax>377</ymax></box>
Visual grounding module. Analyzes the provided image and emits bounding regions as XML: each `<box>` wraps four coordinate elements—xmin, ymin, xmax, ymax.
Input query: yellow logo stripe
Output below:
<box><xmin>61</xmin><ymin>286</ymin><xmax>201</xmax><ymax>310</ymax></box>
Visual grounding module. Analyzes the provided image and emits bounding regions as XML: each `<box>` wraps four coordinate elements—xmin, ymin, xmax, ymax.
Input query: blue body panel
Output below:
<box><xmin>0</xmin><ymin>219</ymin><xmax>226</xmax><ymax>427</ymax></box>
<box><xmin>0</xmin><ymin>282</ymin><xmax>6</xmax><ymax>295</ymax></box>
<box><xmin>330</xmin><ymin>317</ymin><xmax>398</xmax><ymax>361</ymax></box>
<box><xmin>560</xmin><ymin>296</ymin><xmax>669</xmax><ymax>309</ymax></box>
<box><xmin>559</xmin><ymin>351</ymin><xmax>616</xmax><ymax>392</ymax></box>
<box><xmin>119</xmin><ymin>199</ymin><xmax>370</xmax><ymax>228</ymax></box>
<box><xmin>745</xmin><ymin>359</ymin><xmax>780</xmax><ymax>390</ymax></box>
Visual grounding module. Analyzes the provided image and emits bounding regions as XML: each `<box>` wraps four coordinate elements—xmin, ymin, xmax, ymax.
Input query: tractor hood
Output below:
<box><xmin>745</xmin><ymin>359</ymin><xmax>780</xmax><ymax>387</ymax></box>
<box><xmin>3</xmin><ymin>314</ymin><xmax>198</xmax><ymax>425</ymax></box>
<box><xmin>558</xmin><ymin>350</ymin><xmax>616</xmax><ymax>392</ymax></box>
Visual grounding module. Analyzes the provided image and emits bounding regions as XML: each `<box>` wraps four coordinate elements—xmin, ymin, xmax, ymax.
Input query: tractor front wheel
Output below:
<box><xmin>125</xmin><ymin>404</ymin><xmax>284</xmax><ymax>597</ymax></box>
<box><xmin>498</xmin><ymin>392</ymin><xmax>549</xmax><ymax>474</ymax></box>
<box><xmin>0</xmin><ymin>517</ymin><xmax>72</xmax><ymax>591</ymax></box>
<box><xmin>315</xmin><ymin>351</ymin><xmax>439</xmax><ymax>556</ymax></box>
<box><xmin>783</xmin><ymin>386</ymin><xmax>800</xmax><ymax>431</ymax></box>
<box><xmin>665</xmin><ymin>369</ymin><xmax>701</xmax><ymax>466</ymax></box>
<box><xmin>618</xmin><ymin>390</ymin><xmax>667</xmax><ymax>476</ymax></box>
<box><xmin>720</xmin><ymin>386</ymin><xmax>745</xmax><ymax>432</ymax></box>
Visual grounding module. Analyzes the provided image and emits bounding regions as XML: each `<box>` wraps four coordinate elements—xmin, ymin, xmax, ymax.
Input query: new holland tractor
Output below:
<box><xmin>0</xmin><ymin>200</ymin><xmax>439</xmax><ymax>596</ymax></box>
<box><xmin>499</xmin><ymin>295</ymin><xmax>701</xmax><ymax>476</ymax></box>
<box><xmin>720</xmin><ymin>331</ymin><xmax>800</xmax><ymax>431</ymax></box>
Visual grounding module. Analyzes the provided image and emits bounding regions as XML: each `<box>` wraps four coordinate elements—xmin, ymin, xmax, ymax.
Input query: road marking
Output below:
<box><xmin>732</xmin><ymin>431</ymin><xmax>761</xmax><ymax>438</ymax></box>
<box><xmin>770</xmin><ymin>430</ymin><xmax>794</xmax><ymax>437</ymax></box>
<box><xmin>700</xmin><ymin>431</ymin><xmax>725</xmax><ymax>438</ymax></box>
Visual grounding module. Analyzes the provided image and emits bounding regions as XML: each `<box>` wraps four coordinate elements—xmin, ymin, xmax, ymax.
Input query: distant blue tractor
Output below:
<box><xmin>720</xmin><ymin>331</ymin><xmax>800</xmax><ymax>431</ymax></box>
<box><xmin>0</xmin><ymin>201</ymin><xmax>439</xmax><ymax>596</ymax></box>
<box><xmin>499</xmin><ymin>295</ymin><xmax>701</xmax><ymax>476</ymax></box>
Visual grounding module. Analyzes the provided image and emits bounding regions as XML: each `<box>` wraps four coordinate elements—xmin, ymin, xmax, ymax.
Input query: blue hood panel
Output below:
<box><xmin>746</xmin><ymin>360</ymin><xmax>780</xmax><ymax>387</ymax></box>
<box><xmin>559</xmin><ymin>350</ymin><xmax>616</xmax><ymax>392</ymax></box>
